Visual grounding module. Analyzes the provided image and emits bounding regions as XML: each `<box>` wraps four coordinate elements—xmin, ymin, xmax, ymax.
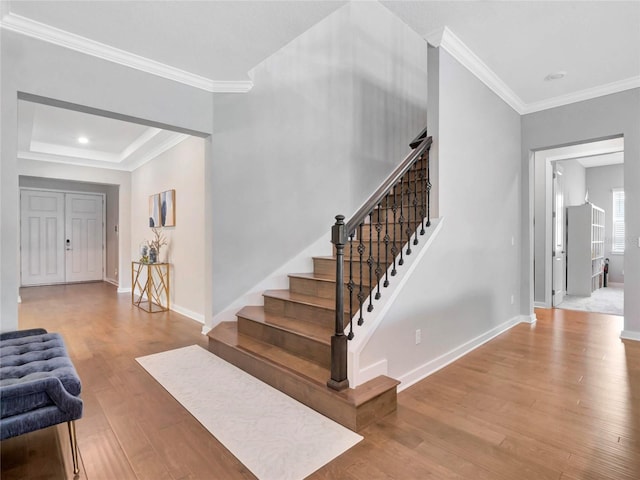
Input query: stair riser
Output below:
<box><xmin>314</xmin><ymin>257</ymin><xmax>381</xmax><ymax>285</ymax></box>
<box><xmin>237</xmin><ymin>316</ymin><xmax>330</xmax><ymax>369</ymax></box>
<box><xmin>208</xmin><ymin>337</ymin><xmax>357</xmax><ymax>431</ymax></box>
<box><xmin>264</xmin><ymin>296</ymin><xmax>348</xmax><ymax>328</ymax></box>
<box><xmin>288</xmin><ymin>276</ymin><xmax>363</xmax><ymax>310</ymax></box>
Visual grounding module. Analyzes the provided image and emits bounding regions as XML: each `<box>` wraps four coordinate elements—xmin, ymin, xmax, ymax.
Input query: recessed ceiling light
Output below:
<box><xmin>77</xmin><ymin>136</ymin><xmax>89</xmax><ymax>144</ymax></box>
<box><xmin>544</xmin><ymin>71</ymin><xmax>566</xmax><ymax>81</ymax></box>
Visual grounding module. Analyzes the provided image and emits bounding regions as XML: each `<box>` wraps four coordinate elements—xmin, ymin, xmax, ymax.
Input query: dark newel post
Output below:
<box><xmin>328</xmin><ymin>215</ymin><xmax>349</xmax><ymax>391</ymax></box>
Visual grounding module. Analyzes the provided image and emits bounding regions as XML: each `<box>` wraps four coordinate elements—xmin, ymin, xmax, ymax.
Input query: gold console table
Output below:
<box><xmin>131</xmin><ymin>262</ymin><xmax>170</xmax><ymax>313</ymax></box>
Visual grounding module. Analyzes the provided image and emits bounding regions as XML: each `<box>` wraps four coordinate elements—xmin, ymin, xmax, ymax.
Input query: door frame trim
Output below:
<box><xmin>19</xmin><ymin>187</ymin><xmax>106</xmax><ymax>286</ymax></box>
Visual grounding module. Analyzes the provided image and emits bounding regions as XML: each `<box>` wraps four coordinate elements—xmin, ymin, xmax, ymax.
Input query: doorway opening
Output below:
<box><xmin>533</xmin><ymin>136</ymin><xmax>624</xmax><ymax>316</ymax></box>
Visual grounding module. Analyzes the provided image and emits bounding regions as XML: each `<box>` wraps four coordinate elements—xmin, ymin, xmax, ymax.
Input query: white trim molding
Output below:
<box><xmin>524</xmin><ymin>76</ymin><xmax>640</xmax><ymax>114</ymax></box>
<box><xmin>397</xmin><ymin>314</ymin><xmax>525</xmax><ymax>392</ymax></box>
<box><xmin>425</xmin><ymin>26</ymin><xmax>640</xmax><ymax>115</ymax></box>
<box><xmin>426</xmin><ymin>26</ymin><xmax>526</xmax><ymax>114</ymax></box>
<box><xmin>621</xmin><ymin>330</ymin><xmax>640</xmax><ymax>342</ymax></box>
<box><xmin>171</xmin><ymin>304</ymin><xmax>205</xmax><ymax>324</ymax></box>
<box><xmin>0</xmin><ymin>13</ymin><xmax>253</xmax><ymax>93</ymax></box>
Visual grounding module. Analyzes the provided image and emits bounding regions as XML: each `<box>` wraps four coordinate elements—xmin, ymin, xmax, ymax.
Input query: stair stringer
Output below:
<box><xmin>346</xmin><ymin>217</ymin><xmax>445</xmax><ymax>387</ymax></box>
<box><xmin>203</xmin><ymin>230</ymin><xmax>332</xmax><ymax>334</ymax></box>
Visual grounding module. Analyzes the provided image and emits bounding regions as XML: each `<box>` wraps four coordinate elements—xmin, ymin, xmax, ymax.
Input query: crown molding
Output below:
<box><xmin>0</xmin><ymin>13</ymin><xmax>253</xmax><ymax>93</ymax></box>
<box><xmin>18</xmin><ymin>150</ymin><xmax>131</xmax><ymax>170</ymax></box>
<box><xmin>426</xmin><ymin>26</ymin><xmax>640</xmax><ymax>115</ymax></box>
<box><xmin>521</xmin><ymin>76</ymin><xmax>640</xmax><ymax>114</ymax></box>
<box><xmin>126</xmin><ymin>133</ymin><xmax>190</xmax><ymax>172</ymax></box>
<box><xmin>426</xmin><ymin>26</ymin><xmax>526</xmax><ymax>114</ymax></box>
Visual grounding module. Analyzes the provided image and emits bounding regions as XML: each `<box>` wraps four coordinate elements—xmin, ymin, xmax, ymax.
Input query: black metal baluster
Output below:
<box><xmin>413</xmin><ymin>162</ymin><xmax>419</xmax><ymax>245</ymax></box>
<box><xmin>399</xmin><ymin>175</ymin><xmax>406</xmax><ymax>265</ymax></box>
<box><xmin>367</xmin><ymin>212</ymin><xmax>374</xmax><ymax>313</ymax></box>
<box><xmin>357</xmin><ymin>223</ymin><xmax>365</xmax><ymax>326</ymax></box>
<box><xmin>426</xmin><ymin>149</ymin><xmax>432</xmax><ymax>227</ymax></box>
<box><xmin>405</xmin><ymin>169</ymin><xmax>413</xmax><ymax>256</ymax></box>
<box><xmin>419</xmin><ymin>154</ymin><xmax>426</xmax><ymax>235</ymax></box>
<box><xmin>391</xmin><ymin>188</ymin><xmax>398</xmax><ymax>276</ymax></box>
<box><xmin>347</xmin><ymin>233</ymin><xmax>355</xmax><ymax>340</ymax></box>
<box><xmin>383</xmin><ymin>194</ymin><xmax>390</xmax><ymax>287</ymax></box>
<box><xmin>375</xmin><ymin>203</ymin><xmax>382</xmax><ymax>299</ymax></box>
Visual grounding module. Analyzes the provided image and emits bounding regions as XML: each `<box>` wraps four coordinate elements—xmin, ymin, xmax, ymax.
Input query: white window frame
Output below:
<box><xmin>612</xmin><ymin>188</ymin><xmax>625</xmax><ymax>254</ymax></box>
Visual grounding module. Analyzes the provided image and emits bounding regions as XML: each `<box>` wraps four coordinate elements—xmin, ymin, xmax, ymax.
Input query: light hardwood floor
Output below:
<box><xmin>2</xmin><ymin>282</ymin><xmax>639</xmax><ymax>479</ymax></box>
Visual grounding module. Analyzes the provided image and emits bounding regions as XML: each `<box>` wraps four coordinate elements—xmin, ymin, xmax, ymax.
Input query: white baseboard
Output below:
<box><xmin>621</xmin><ymin>330</ymin><xmax>640</xmax><ymax>341</ymax></box>
<box><xmin>171</xmin><ymin>304</ymin><xmax>204</xmax><ymax>324</ymax></box>
<box><xmin>397</xmin><ymin>315</ymin><xmax>523</xmax><ymax>392</ymax></box>
<box><xmin>201</xmin><ymin>325</ymin><xmax>212</xmax><ymax>336</ymax></box>
<box><xmin>534</xmin><ymin>301</ymin><xmax>548</xmax><ymax>309</ymax></box>
<box><xmin>117</xmin><ymin>287</ymin><xmax>132</xmax><ymax>294</ymax></box>
<box><xmin>520</xmin><ymin>313</ymin><xmax>537</xmax><ymax>324</ymax></box>
<box><xmin>104</xmin><ymin>277</ymin><xmax>118</xmax><ymax>287</ymax></box>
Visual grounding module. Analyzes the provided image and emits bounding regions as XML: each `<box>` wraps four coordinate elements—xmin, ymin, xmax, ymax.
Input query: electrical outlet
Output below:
<box><xmin>115</xmin><ymin>268</ymin><xmax>118</xmax><ymax>277</ymax></box>
<box><xmin>511</xmin><ymin>294</ymin><xmax>514</xmax><ymax>305</ymax></box>
<box><xmin>511</xmin><ymin>236</ymin><xmax>515</xmax><ymax>246</ymax></box>
<box><xmin>415</xmin><ymin>329</ymin><xmax>421</xmax><ymax>345</ymax></box>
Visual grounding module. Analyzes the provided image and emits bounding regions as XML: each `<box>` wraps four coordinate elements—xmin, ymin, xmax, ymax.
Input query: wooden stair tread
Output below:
<box><xmin>288</xmin><ymin>272</ymin><xmax>370</xmax><ymax>286</ymax></box>
<box><xmin>263</xmin><ymin>289</ymin><xmax>346</xmax><ymax>312</ymax></box>
<box><xmin>237</xmin><ymin>305</ymin><xmax>331</xmax><ymax>345</ymax></box>
<box><xmin>211</xmin><ymin>322</ymin><xmax>330</xmax><ymax>384</ymax></box>
<box><xmin>209</xmin><ymin>322</ymin><xmax>399</xmax><ymax>408</ymax></box>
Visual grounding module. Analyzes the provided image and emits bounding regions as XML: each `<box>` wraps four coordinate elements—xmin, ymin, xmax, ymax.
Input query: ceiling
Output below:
<box><xmin>4</xmin><ymin>1</ymin><xmax>639</xmax><ymax>170</ymax></box>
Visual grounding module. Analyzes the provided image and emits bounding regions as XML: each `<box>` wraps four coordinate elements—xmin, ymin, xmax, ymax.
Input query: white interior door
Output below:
<box><xmin>20</xmin><ymin>190</ymin><xmax>66</xmax><ymax>286</ymax></box>
<box><xmin>552</xmin><ymin>164</ymin><xmax>566</xmax><ymax>306</ymax></box>
<box><xmin>65</xmin><ymin>193</ymin><xmax>104</xmax><ymax>283</ymax></box>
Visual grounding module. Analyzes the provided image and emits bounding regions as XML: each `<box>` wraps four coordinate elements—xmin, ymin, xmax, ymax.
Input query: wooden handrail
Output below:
<box><xmin>345</xmin><ymin>136</ymin><xmax>432</xmax><ymax>236</ymax></box>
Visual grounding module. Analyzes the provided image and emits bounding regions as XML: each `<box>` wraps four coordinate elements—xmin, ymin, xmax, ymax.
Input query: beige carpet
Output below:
<box><xmin>136</xmin><ymin>345</ymin><xmax>362</xmax><ymax>480</ymax></box>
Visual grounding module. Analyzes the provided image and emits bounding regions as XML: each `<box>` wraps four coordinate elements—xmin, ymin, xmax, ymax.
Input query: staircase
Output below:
<box><xmin>208</xmin><ymin>130</ymin><xmax>432</xmax><ymax>432</ymax></box>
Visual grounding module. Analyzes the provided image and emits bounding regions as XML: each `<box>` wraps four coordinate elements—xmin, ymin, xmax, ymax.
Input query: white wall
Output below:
<box><xmin>359</xmin><ymin>48</ymin><xmax>522</xmax><ymax>387</ymax></box>
<box><xmin>1</xmin><ymin>30</ymin><xmax>213</xmax><ymax>332</ymax></box>
<box><xmin>18</xmin><ymin>176</ymin><xmax>120</xmax><ymax>285</ymax></box>
<box><xmin>131</xmin><ymin>136</ymin><xmax>205</xmax><ymax>321</ymax></box>
<box><xmin>559</xmin><ymin>159</ymin><xmax>587</xmax><ymax>207</ymax></box>
<box><xmin>521</xmin><ymin>89</ymin><xmax>640</xmax><ymax>338</ymax></box>
<box><xmin>209</xmin><ymin>2</ymin><xmax>428</xmax><ymax>322</ymax></box>
<box><xmin>586</xmin><ymin>164</ymin><xmax>625</xmax><ymax>283</ymax></box>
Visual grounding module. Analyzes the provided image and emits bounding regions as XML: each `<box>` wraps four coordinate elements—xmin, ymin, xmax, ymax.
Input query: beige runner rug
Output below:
<box><xmin>136</xmin><ymin>345</ymin><xmax>362</xmax><ymax>480</ymax></box>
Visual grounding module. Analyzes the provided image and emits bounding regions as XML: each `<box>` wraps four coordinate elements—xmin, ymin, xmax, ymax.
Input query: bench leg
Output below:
<box><xmin>67</xmin><ymin>420</ymin><xmax>80</xmax><ymax>475</ymax></box>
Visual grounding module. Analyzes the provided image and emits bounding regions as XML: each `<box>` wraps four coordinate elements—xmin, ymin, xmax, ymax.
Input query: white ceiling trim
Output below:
<box><xmin>0</xmin><ymin>13</ymin><xmax>253</xmax><ymax>93</ymax></box>
<box><xmin>120</xmin><ymin>128</ymin><xmax>162</xmax><ymax>159</ymax></box>
<box><xmin>125</xmin><ymin>133</ymin><xmax>190</xmax><ymax>172</ymax></box>
<box><xmin>18</xmin><ymin>150</ymin><xmax>131</xmax><ymax>171</ymax></box>
<box><xmin>522</xmin><ymin>76</ymin><xmax>640</xmax><ymax>114</ymax></box>
<box><xmin>426</xmin><ymin>27</ymin><xmax>526</xmax><ymax>114</ymax></box>
<box><xmin>426</xmin><ymin>26</ymin><xmax>640</xmax><ymax>116</ymax></box>
<box><xmin>19</xmin><ymin>132</ymin><xmax>190</xmax><ymax>171</ymax></box>
<box><xmin>30</xmin><ymin>141</ymin><xmax>119</xmax><ymax>162</ymax></box>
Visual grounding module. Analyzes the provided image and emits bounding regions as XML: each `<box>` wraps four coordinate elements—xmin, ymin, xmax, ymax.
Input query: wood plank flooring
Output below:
<box><xmin>2</xmin><ymin>282</ymin><xmax>639</xmax><ymax>479</ymax></box>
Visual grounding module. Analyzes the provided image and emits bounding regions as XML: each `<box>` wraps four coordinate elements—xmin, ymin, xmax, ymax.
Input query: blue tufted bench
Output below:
<box><xmin>0</xmin><ymin>328</ymin><xmax>83</xmax><ymax>474</ymax></box>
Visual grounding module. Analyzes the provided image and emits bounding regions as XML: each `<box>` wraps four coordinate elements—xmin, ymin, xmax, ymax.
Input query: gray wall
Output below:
<box><xmin>361</xmin><ymin>48</ymin><xmax>522</xmax><ymax>382</ymax></box>
<box><xmin>18</xmin><ymin>176</ymin><xmax>120</xmax><ymax>285</ymax></box>
<box><xmin>1</xmin><ymin>30</ymin><xmax>213</xmax><ymax>332</ymax></box>
<box><xmin>521</xmin><ymin>89</ymin><xmax>640</xmax><ymax>335</ymax></box>
<box><xmin>210</xmin><ymin>2</ymin><xmax>428</xmax><ymax>315</ymax></box>
<box><xmin>586</xmin><ymin>164</ymin><xmax>625</xmax><ymax>283</ymax></box>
